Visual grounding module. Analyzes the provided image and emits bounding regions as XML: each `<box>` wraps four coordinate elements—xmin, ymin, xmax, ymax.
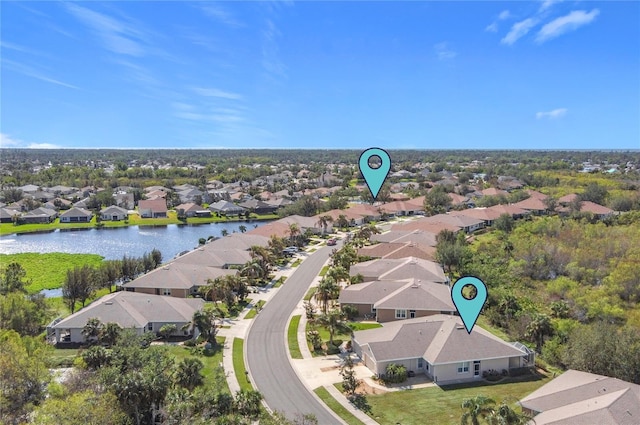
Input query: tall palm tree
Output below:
<box><xmin>241</xmin><ymin>259</ymin><xmax>264</xmax><ymax>285</ymax></box>
<box><xmin>315</xmin><ymin>276</ymin><xmax>340</xmax><ymax>314</ymax></box>
<box><xmin>525</xmin><ymin>313</ymin><xmax>553</xmax><ymax>352</ymax></box>
<box><xmin>486</xmin><ymin>401</ymin><xmax>531</xmax><ymax>425</ymax></box>
<box><xmin>100</xmin><ymin>322</ymin><xmax>122</xmax><ymax>347</ymax></box>
<box><xmin>335</xmin><ymin>214</ymin><xmax>349</xmax><ymax>229</ymax></box>
<box><xmin>316</xmin><ymin>215</ymin><xmax>334</xmax><ymax>235</ymax></box>
<box><xmin>326</xmin><ymin>266</ymin><xmax>350</xmax><ymax>286</ymax></box>
<box><xmin>316</xmin><ymin>309</ymin><xmax>352</xmax><ymax>347</ymax></box>
<box><xmin>460</xmin><ymin>396</ymin><xmax>496</xmax><ymax>425</ymax></box>
<box><xmin>288</xmin><ymin>223</ymin><xmax>301</xmax><ymax>246</ymax></box>
<box><xmin>82</xmin><ymin>317</ymin><xmax>103</xmax><ymax>344</ymax></box>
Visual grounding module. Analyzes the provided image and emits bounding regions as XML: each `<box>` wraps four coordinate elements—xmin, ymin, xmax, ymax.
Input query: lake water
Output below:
<box><xmin>0</xmin><ymin>221</ymin><xmax>271</xmax><ymax>262</ymax></box>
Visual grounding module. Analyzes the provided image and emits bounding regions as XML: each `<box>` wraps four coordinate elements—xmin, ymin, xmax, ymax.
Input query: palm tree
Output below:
<box><xmin>335</xmin><ymin>214</ymin><xmax>349</xmax><ymax>229</ymax></box>
<box><xmin>221</xmin><ymin>229</ymin><xmax>229</xmax><ymax>237</ymax></box>
<box><xmin>183</xmin><ymin>305</ymin><xmax>218</xmax><ymax>345</ymax></box>
<box><xmin>174</xmin><ymin>357</ymin><xmax>204</xmax><ymax>391</ymax></box>
<box><xmin>238</xmin><ymin>225</ymin><xmax>247</xmax><ymax>233</ymax></box>
<box><xmin>316</xmin><ymin>215</ymin><xmax>333</xmax><ymax>235</ymax></box>
<box><xmin>460</xmin><ymin>395</ymin><xmax>496</xmax><ymax>425</ymax></box>
<box><xmin>288</xmin><ymin>223</ymin><xmax>301</xmax><ymax>246</ymax></box>
<box><xmin>268</xmin><ymin>235</ymin><xmax>287</xmax><ymax>258</ymax></box>
<box><xmin>316</xmin><ymin>309</ymin><xmax>352</xmax><ymax>347</ymax></box>
<box><xmin>486</xmin><ymin>401</ymin><xmax>531</xmax><ymax>425</ymax></box>
<box><xmin>325</xmin><ymin>266</ymin><xmax>350</xmax><ymax>286</ymax></box>
<box><xmin>315</xmin><ymin>276</ymin><xmax>340</xmax><ymax>314</ymax></box>
<box><xmin>241</xmin><ymin>259</ymin><xmax>264</xmax><ymax>285</ymax></box>
<box><xmin>525</xmin><ymin>313</ymin><xmax>553</xmax><ymax>352</ymax></box>
<box><xmin>355</xmin><ymin>222</ymin><xmax>380</xmax><ymax>241</ymax></box>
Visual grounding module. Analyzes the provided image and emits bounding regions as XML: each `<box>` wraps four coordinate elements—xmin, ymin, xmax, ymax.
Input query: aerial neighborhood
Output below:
<box><xmin>1</xmin><ymin>149</ymin><xmax>639</xmax><ymax>425</ymax></box>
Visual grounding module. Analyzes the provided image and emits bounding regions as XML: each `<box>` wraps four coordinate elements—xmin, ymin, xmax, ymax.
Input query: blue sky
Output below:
<box><xmin>1</xmin><ymin>1</ymin><xmax>639</xmax><ymax>150</ymax></box>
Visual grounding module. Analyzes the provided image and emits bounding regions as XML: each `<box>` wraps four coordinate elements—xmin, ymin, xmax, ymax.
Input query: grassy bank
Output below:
<box><xmin>0</xmin><ymin>212</ymin><xmax>278</xmax><ymax>236</ymax></box>
<box><xmin>166</xmin><ymin>337</ymin><xmax>228</xmax><ymax>392</ymax></box>
<box><xmin>0</xmin><ymin>252</ymin><xmax>104</xmax><ymax>293</ymax></box>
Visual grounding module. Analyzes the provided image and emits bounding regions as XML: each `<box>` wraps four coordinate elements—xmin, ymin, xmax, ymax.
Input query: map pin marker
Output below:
<box><xmin>450</xmin><ymin>276</ymin><xmax>488</xmax><ymax>334</ymax></box>
<box><xmin>359</xmin><ymin>148</ymin><xmax>391</xmax><ymax>201</ymax></box>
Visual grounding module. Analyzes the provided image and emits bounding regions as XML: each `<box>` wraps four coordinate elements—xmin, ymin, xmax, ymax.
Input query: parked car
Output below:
<box><xmin>327</xmin><ymin>238</ymin><xmax>337</xmax><ymax>246</ymax></box>
<box><xmin>282</xmin><ymin>246</ymin><xmax>299</xmax><ymax>255</ymax></box>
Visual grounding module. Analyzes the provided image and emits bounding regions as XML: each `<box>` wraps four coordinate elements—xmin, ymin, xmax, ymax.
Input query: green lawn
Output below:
<box><xmin>307</xmin><ymin>321</ymin><xmax>380</xmax><ymax>357</ymax></box>
<box><xmin>313</xmin><ymin>387</ymin><xmax>365</xmax><ymax>425</ymax></box>
<box><xmin>0</xmin><ymin>253</ymin><xmax>104</xmax><ymax>293</ymax></box>
<box><xmin>288</xmin><ymin>315</ymin><xmax>303</xmax><ymax>359</ymax></box>
<box><xmin>319</xmin><ymin>266</ymin><xmax>330</xmax><ymax>276</ymax></box>
<box><xmin>291</xmin><ymin>258</ymin><xmax>302</xmax><ymax>268</ymax></box>
<box><xmin>365</xmin><ymin>373</ymin><xmax>551</xmax><ymax>425</ymax></box>
<box><xmin>232</xmin><ymin>338</ymin><xmax>253</xmax><ymax>392</ymax></box>
<box><xmin>48</xmin><ymin>348</ymin><xmax>81</xmax><ymax>368</ymax></box>
<box><xmin>166</xmin><ymin>337</ymin><xmax>228</xmax><ymax>392</ymax></box>
<box><xmin>244</xmin><ymin>300</ymin><xmax>265</xmax><ymax>319</ymax></box>
<box><xmin>303</xmin><ymin>287</ymin><xmax>317</xmax><ymax>301</ymax></box>
<box><xmin>273</xmin><ymin>276</ymin><xmax>285</xmax><ymax>288</ymax></box>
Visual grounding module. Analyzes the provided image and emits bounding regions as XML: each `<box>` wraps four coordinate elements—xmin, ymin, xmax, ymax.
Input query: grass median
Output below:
<box><xmin>287</xmin><ymin>315</ymin><xmax>303</xmax><ymax>359</ymax></box>
<box><xmin>232</xmin><ymin>337</ymin><xmax>253</xmax><ymax>392</ymax></box>
<box><xmin>313</xmin><ymin>386</ymin><xmax>365</xmax><ymax>425</ymax></box>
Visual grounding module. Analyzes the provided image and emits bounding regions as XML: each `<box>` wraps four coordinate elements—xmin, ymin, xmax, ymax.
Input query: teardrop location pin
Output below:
<box><xmin>359</xmin><ymin>148</ymin><xmax>391</xmax><ymax>201</ymax></box>
<box><xmin>450</xmin><ymin>276</ymin><xmax>488</xmax><ymax>334</ymax></box>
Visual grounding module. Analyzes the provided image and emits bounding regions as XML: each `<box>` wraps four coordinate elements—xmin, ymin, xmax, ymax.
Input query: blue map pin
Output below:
<box><xmin>359</xmin><ymin>148</ymin><xmax>391</xmax><ymax>201</ymax></box>
<box><xmin>451</xmin><ymin>276</ymin><xmax>488</xmax><ymax>334</ymax></box>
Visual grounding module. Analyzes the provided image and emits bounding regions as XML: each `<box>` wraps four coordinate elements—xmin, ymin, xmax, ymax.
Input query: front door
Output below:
<box><xmin>474</xmin><ymin>361</ymin><xmax>480</xmax><ymax>377</ymax></box>
<box><xmin>410</xmin><ymin>310</ymin><xmax>416</xmax><ymax>318</ymax></box>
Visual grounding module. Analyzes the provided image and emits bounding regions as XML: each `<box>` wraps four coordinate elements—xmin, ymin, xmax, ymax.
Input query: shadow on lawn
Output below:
<box><xmin>440</xmin><ymin>370</ymin><xmax>548</xmax><ymax>392</ymax></box>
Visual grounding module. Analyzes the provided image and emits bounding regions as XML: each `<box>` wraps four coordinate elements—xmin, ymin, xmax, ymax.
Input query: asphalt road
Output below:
<box><xmin>246</xmin><ymin>243</ymin><xmax>343</xmax><ymax>424</ymax></box>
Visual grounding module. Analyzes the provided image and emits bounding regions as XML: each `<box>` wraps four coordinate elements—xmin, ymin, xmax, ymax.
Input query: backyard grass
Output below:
<box><xmin>287</xmin><ymin>315</ymin><xmax>303</xmax><ymax>359</ymax></box>
<box><xmin>48</xmin><ymin>348</ymin><xmax>81</xmax><ymax>368</ymax></box>
<box><xmin>166</xmin><ymin>337</ymin><xmax>228</xmax><ymax>392</ymax></box>
<box><xmin>0</xmin><ymin>253</ymin><xmax>104</xmax><ymax>293</ymax></box>
<box><xmin>365</xmin><ymin>372</ymin><xmax>551</xmax><ymax>425</ymax></box>
<box><xmin>303</xmin><ymin>287</ymin><xmax>317</xmax><ymax>301</ymax></box>
<box><xmin>244</xmin><ymin>300</ymin><xmax>265</xmax><ymax>319</ymax></box>
<box><xmin>307</xmin><ymin>321</ymin><xmax>381</xmax><ymax>357</ymax></box>
<box><xmin>313</xmin><ymin>386</ymin><xmax>365</xmax><ymax>425</ymax></box>
<box><xmin>232</xmin><ymin>338</ymin><xmax>253</xmax><ymax>392</ymax></box>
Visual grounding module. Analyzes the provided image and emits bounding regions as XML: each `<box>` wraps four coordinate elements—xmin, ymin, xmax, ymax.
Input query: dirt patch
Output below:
<box><xmin>357</xmin><ymin>380</ymin><xmax>387</xmax><ymax>395</ymax></box>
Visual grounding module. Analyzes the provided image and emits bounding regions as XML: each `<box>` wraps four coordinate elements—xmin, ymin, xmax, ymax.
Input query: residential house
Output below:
<box><xmin>422</xmin><ymin>214</ymin><xmax>485</xmax><ymax>233</ymax></box>
<box><xmin>22</xmin><ymin>207</ymin><xmax>58</xmax><ymax>224</ymax></box>
<box><xmin>577</xmin><ymin>201</ymin><xmax>615</xmax><ymax>219</ymax></box>
<box><xmin>339</xmin><ymin>278</ymin><xmax>454</xmax><ymax>321</ymax></box>
<box><xmin>280</xmin><ymin>215</ymin><xmax>328</xmax><ymax>234</ymax></box>
<box><xmin>512</xmin><ymin>197</ymin><xmax>549</xmax><ymax>215</ymax></box>
<box><xmin>519</xmin><ymin>370</ymin><xmax>640</xmax><ymax>425</ymax></box>
<box><xmin>43</xmin><ymin>197</ymin><xmax>72</xmax><ymax>211</ymax></box>
<box><xmin>60</xmin><ymin>207</ymin><xmax>93</xmax><ymax>223</ymax></box>
<box><xmin>138</xmin><ymin>199</ymin><xmax>168</xmax><ymax>218</ymax></box>
<box><xmin>352</xmin><ymin>314</ymin><xmax>534</xmax><ymax>383</ymax></box>
<box><xmin>380</xmin><ymin>200</ymin><xmax>424</xmax><ymax>217</ymax></box>
<box><xmin>239</xmin><ymin>199</ymin><xmax>278</xmax><ymax>215</ymax></box>
<box><xmin>347</xmin><ymin>204</ymin><xmax>383</xmax><ymax>222</ymax></box>
<box><xmin>349</xmin><ymin>257</ymin><xmax>447</xmax><ymax>284</ymax></box>
<box><xmin>100</xmin><ymin>205</ymin><xmax>129</xmax><ymax>221</ymax></box>
<box><xmin>17</xmin><ymin>184</ymin><xmax>40</xmax><ymax>194</ymax></box>
<box><xmin>175</xmin><ymin>202</ymin><xmax>204</xmax><ymax>218</ymax></box>
<box><xmin>174</xmin><ymin>245</ymin><xmax>252</xmax><ymax>269</ymax></box>
<box><xmin>246</xmin><ymin>221</ymin><xmax>291</xmax><ymax>239</ymax></box>
<box><xmin>48</xmin><ymin>292</ymin><xmax>205</xmax><ymax>344</ymax></box>
<box><xmin>49</xmin><ymin>185</ymin><xmax>77</xmax><ymax>195</ymax></box>
<box><xmin>114</xmin><ymin>192</ymin><xmax>135</xmax><ymax>210</ymax></box>
<box><xmin>122</xmin><ymin>262</ymin><xmax>237</xmax><ymax>297</ymax></box>
<box><xmin>358</xmin><ymin>242</ymin><xmax>436</xmax><ymax>262</ymax></box>
<box><xmin>372</xmin><ymin>230</ymin><xmax>438</xmax><ymax>247</ymax></box>
<box><xmin>322</xmin><ymin>209</ymin><xmax>366</xmax><ymax>227</ymax></box>
<box><xmin>0</xmin><ymin>208</ymin><xmax>20</xmax><ymax>223</ymax></box>
<box><xmin>391</xmin><ymin>219</ymin><xmax>460</xmax><ymax>235</ymax></box>
<box><xmin>209</xmin><ymin>200</ymin><xmax>247</xmax><ymax>216</ymax></box>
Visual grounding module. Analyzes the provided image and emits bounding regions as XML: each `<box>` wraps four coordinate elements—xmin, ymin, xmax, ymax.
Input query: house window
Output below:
<box><xmin>457</xmin><ymin>362</ymin><xmax>469</xmax><ymax>373</ymax></box>
<box><xmin>162</xmin><ymin>288</ymin><xmax>171</xmax><ymax>296</ymax></box>
<box><xmin>418</xmin><ymin>358</ymin><xmax>423</xmax><ymax>369</ymax></box>
<box><xmin>147</xmin><ymin>323</ymin><xmax>153</xmax><ymax>331</ymax></box>
<box><xmin>395</xmin><ymin>309</ymin><xmax>407</xmax><ymax>319</ymax></box>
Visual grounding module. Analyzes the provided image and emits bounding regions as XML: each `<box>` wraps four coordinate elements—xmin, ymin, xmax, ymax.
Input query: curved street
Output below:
<box><xmin>246</xmin><ymin>243</ymin><xmax>343</xmax><ymax>423</ymax></box>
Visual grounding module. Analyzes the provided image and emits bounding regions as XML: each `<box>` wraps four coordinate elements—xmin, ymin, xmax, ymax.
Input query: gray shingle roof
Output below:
<box><xmin>123</xmin><ymin>262</ymin><xmax>236</xmax><ymax>290</ymax></box>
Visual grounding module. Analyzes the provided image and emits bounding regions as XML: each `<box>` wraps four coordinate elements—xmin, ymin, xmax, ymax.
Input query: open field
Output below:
<box><xmin>0</xmin><ymin>252</ymin><xmax>104</xmax><ymax>293</ymax></box>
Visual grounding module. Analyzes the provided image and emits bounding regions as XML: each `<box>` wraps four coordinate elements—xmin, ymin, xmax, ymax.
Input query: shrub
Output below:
<box><xmin>341</xmin><ymin>304</ymin><xmax>359</xmax><ymax>321</ymax></box>
<box><xmin>307</xmin><ymin>330</ymin><xmax>322</xmax><ymax>351</ymax></box>
<box><xmin>383</xmin><ymin>363</ymin><xmax>408</xmax><ymax>384</ymax></box>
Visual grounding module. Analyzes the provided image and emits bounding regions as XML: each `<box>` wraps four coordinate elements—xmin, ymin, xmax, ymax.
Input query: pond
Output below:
<box><xmin>0</xmin><ymin>221</ymin><xmax>271</xmax><ymax>262</ymax></box>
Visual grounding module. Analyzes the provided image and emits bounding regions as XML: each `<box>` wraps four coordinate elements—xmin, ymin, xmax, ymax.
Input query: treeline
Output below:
<box><xmin>63</xmin><ymin>249</ymin><xmax>162</xmax><ymax>313</ymax></box>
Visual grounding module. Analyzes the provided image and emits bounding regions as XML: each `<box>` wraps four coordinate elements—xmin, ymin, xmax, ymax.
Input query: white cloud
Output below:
<box><xmin>434</xmin><ymin>42</ymin><xmax>457</xmax><ymax>60</ymax></box>
<box><xmin>499</xmin><ymin>10</ymin><xmax>511</xmax><ymax>20</ymax></box>
<box><xmin>485</xmin><ymin>22</ymin><xmax>498</xmax><ymax>33</ymax></box>
<box><xmin>539</xmin><ymin>0</ymin><xmax>562</xmax><ymax>12</ymax></box>
<box><xmin>1</xmin><ymin>59</ymin><xmax>79</xmax><ymax>89</ymax></box>
<box><xmin>0</xmin><ymin>133</ymin><xmax>60</xmax><ymax>149</ymax></box>
<box><xmin>536</xmin><ymin>9</ymin><xmax>600</xmax><ymax>43</ymax></box>
<box><xmin>191</xmin><ymin>87</ymin><xmax>243</xmax><ymax>100</ymax></box>
<box><xmin>27</xmin><ymin>143</ymin><xmax>61</xmax><ymax>149</ymax></box>
<box><xmin>0</xmin><ymin>133</ymin><xmax>21</xmax><ymax>147</ymax></box>
<box><xmin>536</xmin><ymin>108</ymin><xmax>568</xmax><ymax>119</ymax></box>
<box><xmin>64</xmin><ymin>3</ymin><xmax>150</xmax><ymax>57</ymax></box>
<box><xmin>501</xmin><ymin>18</ymin><xmax>538</xmax><ymax>45</ymax></box>
<box><xmin>198</xmin><ymin>4</ymin><xmax>244</xmax><ymax>28</ymax></box>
